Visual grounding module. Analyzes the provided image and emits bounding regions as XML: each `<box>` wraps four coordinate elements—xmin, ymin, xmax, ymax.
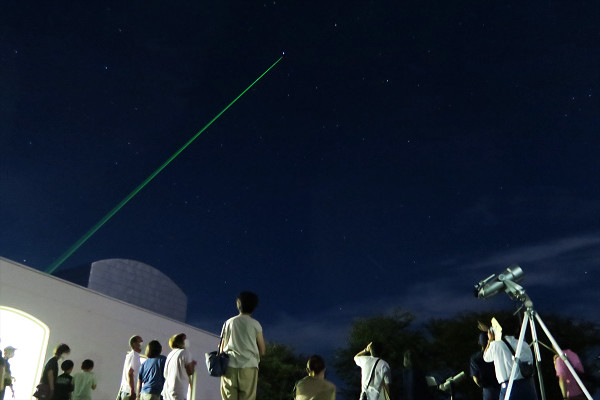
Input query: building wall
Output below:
<box><xmin>89</xmin><ymin>259</ymin><xmax>188</xmax><ymax>322</ymax></box>
<box><xmin>0</xmin><ymin>257</ymin><xmax>220</xmax><ymax>400</ymax></box>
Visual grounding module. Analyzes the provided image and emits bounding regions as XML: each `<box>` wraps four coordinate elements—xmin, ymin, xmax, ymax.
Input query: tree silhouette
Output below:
<box><xmin>258</xmin><ymin>343</ymin><xmax>307</xmax><ymax>400</ymax></box>
<box><xmin>333</xmin><ymin>309</ymin><xmax>600</xmax><ymax>400</ymax></box>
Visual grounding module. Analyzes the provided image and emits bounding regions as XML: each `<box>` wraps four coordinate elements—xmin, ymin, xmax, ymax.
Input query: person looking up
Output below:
<box><xmin>295</xmin><ymin>354</ymin><xmax>336</xmax><ymax>400</ymax></box>
<box><xmin>482</xmin><ymin>318</ymin><xmax>536</xmax><ymax>400</ymax></box>
<box><xmin>354</xmin><ymin>342</ymin><xmax>391</xmax><ymax>400</ymax></box>
<box><xmin>470</xmin><ymin>332</ymin><xmax>500</xmax><ymax>400</ymax></box>
<box><xmin>138</xmin><ymin>340</ymin><xmax>166</xmax><ymax>400</ymax></box>
<box><xmin>219</xmin><ymin>291</ymin><xmax>266</xmax><ymax>400</ymax></box>
<box><xmin>117</xmin><ymin>335</ymin><xmax>143</xmax><ymax>400</ymax></box>
<box><xmin>162</xmin><ymin>333</ymin><xmax>196</xmax><ymax>400</ymax></box>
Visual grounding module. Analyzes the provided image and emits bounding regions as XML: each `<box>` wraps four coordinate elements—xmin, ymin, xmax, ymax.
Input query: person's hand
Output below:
<box><xmin>130</xmin><ymin>392</ymin><xmax>137</xmax><ymax>400</ymax></box>
<box><xmin>477</xmin><ymin>321</ymin><xmax>489</xmax><ymax>332</ymax></box>
<box><xmin>366</xmin><ymin>342</ymin><xmax>373</xmax><ymax>352</ymax></box>
<box><xmin>487</xmin><ymin>329</ymin><xmax>494</xmax><ymax>342</ymax></box>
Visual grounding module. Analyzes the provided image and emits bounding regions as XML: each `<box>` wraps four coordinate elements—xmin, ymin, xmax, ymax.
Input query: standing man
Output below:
<box><xmin>483</xmin><ymin>318</ymin><xmax>536</xmax><ymax>400</ymax></box>
<box><xmin>1</xmin><ymin>346</ymin><xmax>16</xmax><ymax>400</ymax></box>
<box><xmin>354</xmin><ymin>342</ymin><xmax>391</xmax><ymax>400</ymax></box>
<box><xmin>219</xmin><ymin>291</ymin><xmax>266</xmax><ymax>400</ymax></box>
<box><xmin>470</xmin><ymin>333</ymin><xmax>500</xmax><ymax>400</ymax></box>
<box><xmin>117</xmin><ymin>335</ymin><xmax>143</xmax><ymax>400</ymax></box>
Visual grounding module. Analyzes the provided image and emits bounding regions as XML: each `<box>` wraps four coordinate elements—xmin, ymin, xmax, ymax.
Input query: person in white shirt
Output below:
<box><xmin>354</xmin><ymin>342</ymin><xmax>391</xmax><ymax>400</ymax></box>
<box><xmin>162</xmin><ymin>333</ymin><xmax>196</xmax><ymax>400</ymax></box>
<box><xmin>482</xmin><ymin>318</ymin><xmax>537</xmax><ymax>400</ymax></box>
<box><xmin>117</xmin><ymin>335</ymin><xmax>143</xmax><ymax>400</ymax></box>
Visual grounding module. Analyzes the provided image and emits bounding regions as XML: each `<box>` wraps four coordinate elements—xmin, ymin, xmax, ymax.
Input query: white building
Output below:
<box><xmin>0</xmin><ymin>256</ymin><xmax>221</xmax><ymax>400</ymax></box>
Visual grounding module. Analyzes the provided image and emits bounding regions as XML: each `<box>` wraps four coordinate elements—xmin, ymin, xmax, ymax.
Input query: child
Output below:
<box><xmin>52</xmin><ymin>360</ymin><xmax>74</xmax><ymax>400</ymax></box>
<box><xmin>72</xmin><ymin>360</ymin><xmax>97</xmax><ymax>400</ymax></box>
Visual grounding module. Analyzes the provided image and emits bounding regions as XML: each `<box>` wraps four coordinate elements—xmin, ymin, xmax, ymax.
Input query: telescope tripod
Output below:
<box><xmin>503</xmin><ymin>295</ymin><xmax>592</xmax><ymax>400</ymax></box>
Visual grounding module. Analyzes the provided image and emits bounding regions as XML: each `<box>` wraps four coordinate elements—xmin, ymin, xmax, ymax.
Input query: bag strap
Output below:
<box><xmin>364</xmin><ymin>358</ymin><xmax>381</xmax><ymax>391</ymax></box>
<box><xmin>501</xmin><ymin>337</ymin><xmax>516</xmax><ymax>356</ymax></box>
<box><xmin>217</xmin><ymin>323</ymin><xmax>226</xmax><ymax>354</ymax></box>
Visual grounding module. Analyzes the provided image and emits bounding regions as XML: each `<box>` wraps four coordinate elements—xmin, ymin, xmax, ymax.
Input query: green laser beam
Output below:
<box><xmin>45</xmin><ymin>56</ymin><xmax>284</xmax><ymax>274</ymax></box>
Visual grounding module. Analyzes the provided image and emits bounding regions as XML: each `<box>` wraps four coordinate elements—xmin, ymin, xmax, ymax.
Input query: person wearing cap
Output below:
<box><xmin>117</xmin><ymin>335</ymin><xmax>143</xmax><ymax>400</ymax></box>
<box><xmin>470</xmin><ymin>333</ymin><xmax>500</xmax><ymax>400</ymax></box>
<box><xmin>1</xmin><ymin>346</ymin><xmax>16</xmax><ymax>400</ymax></box>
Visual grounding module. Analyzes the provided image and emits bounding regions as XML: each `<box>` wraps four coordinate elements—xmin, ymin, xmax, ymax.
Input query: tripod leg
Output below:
<box><xmin>528</xmin><ymin>310</ymin><xmax>547</xmax><ymax>400</ymax></box>
<box><xmin>505</xmin><ymin>312</ymin><xmax>530</xmax><ymax>399</ymax></box>
<box><xmin>534</xmin><ymin>313</ymin><xmax>593</xmax><ymax>400</ymax></box>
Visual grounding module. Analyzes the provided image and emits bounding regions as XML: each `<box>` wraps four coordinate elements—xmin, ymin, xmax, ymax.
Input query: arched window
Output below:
<box><xmin>0</xmin><ymin>306</ymin><xmax>50</xmax><ymax>399</ymax></box>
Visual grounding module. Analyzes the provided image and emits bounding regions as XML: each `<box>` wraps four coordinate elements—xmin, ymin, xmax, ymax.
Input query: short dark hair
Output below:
<box><xmin>169</xmin><ymin>333</ymin><xmax>186</xmax><ymax>349</ymax></box>
<box><xmin>369</xmin><ymin>341</ymin><xmax>383</xmax><ymax>357</ymax></box>
<box><xmin>61</xmin><ymin>360</ymin><xmax>74</xmax><ymax>371</ymax></box>
<box><xmin>307</xmin><ymin>355</ymin><xmax>326</xmax><ymax>374</ymax></box>
<box><xmin>497</xmin><ymin>317</ymin><xmax>519</xmax><ymax>337</ymax></box>
<box><xmin>146</xmin><ymin>340</ymin><xmax>162</xmax><ymax>358</ymax></box>
<box><xmin>54</xmin><ymin>344</ymin><xmax>70</xmax><ymax>357</ymax></box>
<box><xmin>238</xmin><ymin>291</ymin><xmax>259</xmax><ymax>314</ymax></box>
<box><xmin>129</xmin><ymin>335</ymin><xmax>142</xmax><ymax>349</ymax></box>
<box><xmin>478</xmin><ymin>332</ymin><xmax>488</xmax><ymax>347</ymax></box>
<box><xmin>81</xmin><ymin>359</ymin><xmax>94</xmax><ymax>370</ymax></box>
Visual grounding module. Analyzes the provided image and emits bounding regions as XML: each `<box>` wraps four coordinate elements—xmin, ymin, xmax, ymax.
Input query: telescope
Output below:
<box><xmin>438</xmin><ymin>371</ymin><xmax>466</xmax><ymax>392</ymax></box>
<box><xmin>474</xmin><ymin>265</ymin><xmax>524</xmax><ymax>298</ymax></box>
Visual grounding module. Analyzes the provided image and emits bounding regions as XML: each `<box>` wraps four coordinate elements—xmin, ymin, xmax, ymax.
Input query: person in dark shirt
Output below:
<box><xmin>402</xmin><ymin>350</ymin><xmax>433</xmax><ymax>400</ymax></box>
<box><xmin>40</xmin><ymin>344</ymin><xmax>71</xmax><ymax>399</ymax></box>
<box><xmin>53</xmin><ymin>360</ymin><xmax>74</xmax><ymax>400</ymax></box>
<box><xmin>470</xmin><ymin>332</ymin><xmax>500</xmax><ymax>400</ymax></box>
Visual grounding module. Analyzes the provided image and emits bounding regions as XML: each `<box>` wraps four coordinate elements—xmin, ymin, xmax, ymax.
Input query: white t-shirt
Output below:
<box><xmin>222</xmin><ymin>314</ymin><xmax>263</xmax><ymax>369</ymax></box>
<box><xmin>483</xmin><ymin>336</ymin><xmax>533</xmax><ymax>383</ymax></box>
<box><xmin>354</xmin><ymin>356</ymin><xmax>391</xmax><ymax>400</ymax></box>
<box><xmin>162</xmin><ymin>348</ymin><xmax>192</xmax><ymax>400</ymax></box>
<box><xmin>119</xmin><ymin>350</ymin><xmax>141</xmax><ymax>393</ymax></box>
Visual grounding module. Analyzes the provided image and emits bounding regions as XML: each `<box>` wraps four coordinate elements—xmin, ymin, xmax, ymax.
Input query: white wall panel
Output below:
<box><xmin>0</xmin><ymin>257</ymin><xmax>220</xmax><ymax>400</ymax></box>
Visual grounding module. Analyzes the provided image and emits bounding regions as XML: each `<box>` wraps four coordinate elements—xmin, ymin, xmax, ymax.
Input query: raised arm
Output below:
<box><xmin>354</xmin><ymin>342</ymin><xmax>372</xmax><ymax>359</ymax></box>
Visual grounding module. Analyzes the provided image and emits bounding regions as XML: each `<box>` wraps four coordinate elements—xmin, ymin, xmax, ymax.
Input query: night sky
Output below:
<box><xmin>2</xmin><ymin>1</ymin><xmax>600</xmax><ymax>356</ymax></box>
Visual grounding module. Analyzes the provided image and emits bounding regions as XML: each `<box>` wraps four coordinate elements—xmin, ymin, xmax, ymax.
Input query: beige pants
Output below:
<box><xmin>140</xmin><ymin>394</ymin><xmax>162</xmax><ymax>400</ymax></box>
<box><xmin>116</xmin><ymin>390</ymin><xmax>134</xmax><ymax>400</ymax></box>
<box><xmin>220</xmin><ymin>367</ymin><xmax>258</xmax><ymax>400</ymax></box>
